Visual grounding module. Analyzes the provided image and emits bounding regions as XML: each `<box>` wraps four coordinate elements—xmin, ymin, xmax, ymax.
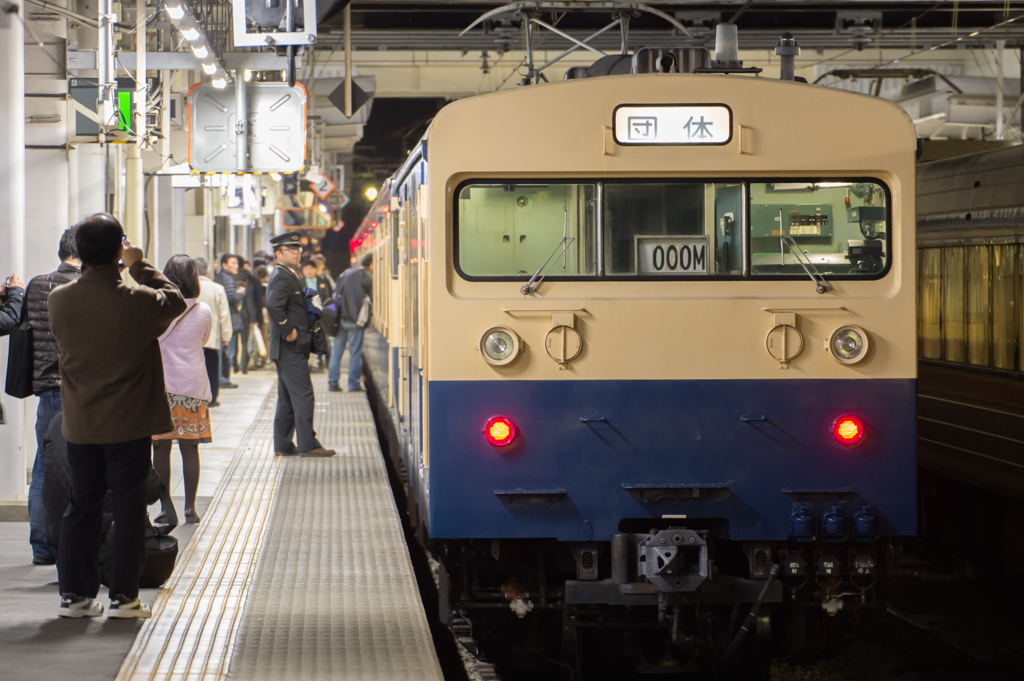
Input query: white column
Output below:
<box><xmin>0</xmin><ymin>3</ymin><xmax>27</xmax><ymax>502</ymax></box>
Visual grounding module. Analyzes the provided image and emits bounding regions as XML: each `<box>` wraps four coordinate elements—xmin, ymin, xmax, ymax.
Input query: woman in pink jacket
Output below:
<box><xmin>153</xmin><ymin>255</ymin><xmax>213</xmax><ymax>523</ymax></box>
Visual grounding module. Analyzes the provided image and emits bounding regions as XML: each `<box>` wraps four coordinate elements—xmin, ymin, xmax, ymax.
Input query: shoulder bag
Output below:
<box><xmin>5</xmin><ymin>321</ymin><xmax>33</xmax><ymax>398</ymax></box>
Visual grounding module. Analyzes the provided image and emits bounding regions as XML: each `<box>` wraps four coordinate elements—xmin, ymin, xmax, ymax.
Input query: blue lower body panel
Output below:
<box><xmin>428</xmin><ymin>379</ymin><xmax>917</xmax><ymax>542</ymax></box>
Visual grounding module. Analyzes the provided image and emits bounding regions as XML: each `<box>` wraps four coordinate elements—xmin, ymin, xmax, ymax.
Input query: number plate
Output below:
<box><xmin>636</xmin><ymin>235</ymin><xmax>710</xmax><ymax>275</ymax></box>
<box><xmin>614</xmin><ymin>105</ymin><xmax>732</xmax><ymax>145</ymax></box>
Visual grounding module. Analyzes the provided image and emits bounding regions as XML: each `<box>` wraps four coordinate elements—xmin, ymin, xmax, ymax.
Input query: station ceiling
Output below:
<box><xmin>319</xmin><ymin>2</ymin><xmax>1024</xmax><ymax>51</ymax></box>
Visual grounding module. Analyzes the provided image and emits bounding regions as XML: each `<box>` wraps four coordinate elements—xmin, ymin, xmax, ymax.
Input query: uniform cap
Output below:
<box><xmin>269</xmin><ymin>231</ymin><xmax>303</xmax><ymax>248</ymax></box>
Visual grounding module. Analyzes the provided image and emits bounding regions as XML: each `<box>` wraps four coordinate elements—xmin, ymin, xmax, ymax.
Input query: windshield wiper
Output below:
<box><xmin>778</xmin><ymin>211</ymin><xmax>831</xmax><ymax>294</ymax></box>
<box><xmin>521</xmin><ymin>211</ymin><xmax>574</xmax><ymax>295</ymax></box>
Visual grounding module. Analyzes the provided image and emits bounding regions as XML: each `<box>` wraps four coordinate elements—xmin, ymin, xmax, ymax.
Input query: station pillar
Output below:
<box><xmin>0</xmin><ymin>3</ymin><xmax>27</xmax><ymax>505</ymax></box>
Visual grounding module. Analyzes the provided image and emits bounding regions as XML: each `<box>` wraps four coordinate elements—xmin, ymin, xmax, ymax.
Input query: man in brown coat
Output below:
<box><xmin>49</xmin><ymin>213</ymin><xmax>186</xmax><ymax>619</ymax></box>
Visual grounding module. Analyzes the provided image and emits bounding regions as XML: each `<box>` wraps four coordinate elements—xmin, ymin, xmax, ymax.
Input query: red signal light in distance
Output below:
<box><xmin>485</xmin><ymin>417</ymin><xmax>516</xmax><ymax>446</ymax></box>
<box><xmin>832</xmin><ymin>415</ymin><xmax>864</xmax><ymax>445</ymax></box>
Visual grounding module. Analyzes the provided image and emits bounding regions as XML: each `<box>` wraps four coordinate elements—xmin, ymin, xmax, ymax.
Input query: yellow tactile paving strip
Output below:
<box><xmin>115</xmin><ymin>380</ymin><xmax>442</xmax><ymax>681</ymax></box>
<box><xmin>116</xmin><ymin>389</ymin><xmax>283</xmax><ymax>681</ymax></box>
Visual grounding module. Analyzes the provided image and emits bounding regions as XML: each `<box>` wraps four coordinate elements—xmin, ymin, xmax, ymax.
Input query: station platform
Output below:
<box><xmin>0</xmin><ymin>370</ymin><xmax>443</xmax><ymax>681</ymax></box>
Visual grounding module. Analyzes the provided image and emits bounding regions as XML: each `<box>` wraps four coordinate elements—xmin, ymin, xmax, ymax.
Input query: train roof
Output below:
<box><xmin>918</xmin><ymin>145</ymin><xmax>1024</xmax><ymax>243</ymax></box>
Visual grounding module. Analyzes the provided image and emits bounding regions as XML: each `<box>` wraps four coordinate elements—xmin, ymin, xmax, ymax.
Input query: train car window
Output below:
<box><xmin>919</xmin><ymin>249</ymin><xmax>942</xmax><ymax>360</ymax></box>
<box><xmin>967</xmin><ymin>246</ymin><xmax>992</xmax><ymax>367</ymax></box>
<box><xmin>748</xmin><ymin>182</ymin><xmax>888</xmax><ymax>277</ymax></box>
<box><xmin>992</xmin><ymin>245</ymin><xmax>1017</xmax><ymax>371</ymax></box>
<box><xmin>602</xmin><ymin>183</ymin><xmax>742</xmax><ymax>276</ymax></box>
<box><xmin>942</xmin><ymin>247</ymin><xmax>966</xmax><ymax>363</ymax></box>
<box><xmin>457</xmin><ymin>183</ymin><xmax>597</xmax><ymax>277</ymax></box>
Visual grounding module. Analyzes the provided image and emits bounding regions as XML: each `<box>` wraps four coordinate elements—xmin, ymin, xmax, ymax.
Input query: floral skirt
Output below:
<box><xmin>152</xmin><ymin>394</ymin><xmax>212</xmax><ymax>443</ymax></box>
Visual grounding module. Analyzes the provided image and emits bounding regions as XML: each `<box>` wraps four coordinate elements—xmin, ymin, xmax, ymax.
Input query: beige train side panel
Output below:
<box><xmin>423</xmin><ymin>75</ymin><xmax>917</xmax><ymax>382</ymax></box>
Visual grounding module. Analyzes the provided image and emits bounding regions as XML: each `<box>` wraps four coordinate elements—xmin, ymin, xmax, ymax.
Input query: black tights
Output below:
<box><xmin>152</xmin><ymin>440</ymin><xmax>201</xmax><ymax>513</ymax></box>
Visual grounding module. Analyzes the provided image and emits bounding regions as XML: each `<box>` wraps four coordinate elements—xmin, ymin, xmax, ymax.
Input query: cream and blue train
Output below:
<box><xmin>353</xmin><ymin>62</ymin><xmax>916</xmax><ymax>674</ymax></box>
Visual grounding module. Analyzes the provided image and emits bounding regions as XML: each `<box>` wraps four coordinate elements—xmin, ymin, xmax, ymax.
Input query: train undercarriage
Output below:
<box><xmin>432</xmin><ymin>529</ymin><xmax>888</xmax><ymax>679</ymax></box>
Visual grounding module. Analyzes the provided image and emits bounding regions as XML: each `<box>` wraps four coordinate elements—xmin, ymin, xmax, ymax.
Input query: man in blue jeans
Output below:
<box><xmin>24</xmin><ymin>228</ymin><xmax>81</xmax><ymax>565</ymax></box>
<box><xmin>328</xmin><ymin>254</ymin><xmax>372</xmax><ymax>392</ymax></box>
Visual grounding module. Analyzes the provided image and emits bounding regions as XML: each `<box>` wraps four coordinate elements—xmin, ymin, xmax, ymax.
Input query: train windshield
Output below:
<box><xmin>456</xmin><ymin>179</ymin><xmax>889</xmax><ymax>280</ymax></box>
<box><xmin>603</xmin><ymin>182</ymin><xmax>743</xmax><ymax>276</ymax></box>
<box><xmin>457</xmin><ymin>183</ymin><xmax>598</xmax><ymax>278</ymax></box>
<box><xmin>749</xmin><ymin>181</ymin><xmax>888</xmax><ymax>277</ymax></box>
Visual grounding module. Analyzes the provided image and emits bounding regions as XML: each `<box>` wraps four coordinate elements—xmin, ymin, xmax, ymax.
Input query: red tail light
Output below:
<box><xmin>832</xmin><ymin>415</ymin><xmax>864</xmax><ymax>445</ymax></box>
<box><xmin>485</xmin><ymin>417</ymin><xmax>516</xmax><ymax>446</ymax></box>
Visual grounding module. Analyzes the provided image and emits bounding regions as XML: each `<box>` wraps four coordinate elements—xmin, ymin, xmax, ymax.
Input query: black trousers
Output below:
<box><xmin>274</xmin><ymin>346</ymin><xmax>321</xmax><ymax>453</ymax></box>
<box><xmin>57</xmin><ymin>437</ymin><xmax>151</xmax><ymax>600</ymax></box>
<box><xmin>204</xmin><ymin>347</ymin><xmax>220</xmax><ymax>404</ymax></box>
<box><xmin>238</xmin><ymin>322</ymin><xmax>251</xmax><ymax>373</ymax></box>
<box><xmin>221</xmin><ymin>333</ymin><xmax>235</xmax><ymax>381</ymax></box>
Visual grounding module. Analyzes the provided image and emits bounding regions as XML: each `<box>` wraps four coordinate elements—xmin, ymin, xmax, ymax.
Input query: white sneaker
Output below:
<box><xmin>58</xmin><ymin>595</ymin><xmax>104</xmax><ymax>618</ymax></box>
<box><xmin>107</xmin><ymin>596</ymin><xmax>152</xmax><ymax>619</ymax></box>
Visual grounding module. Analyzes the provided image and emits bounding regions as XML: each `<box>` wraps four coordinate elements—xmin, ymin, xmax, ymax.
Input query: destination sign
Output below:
<box><xmin>636</xmin><ymin>235</ymin><xmax>710</xmax><ymax>275</ymax></box>
<box><xmin>614</xmin><ymin>105</ymin><xmax>732</xmax><ymax>146</ymax></box>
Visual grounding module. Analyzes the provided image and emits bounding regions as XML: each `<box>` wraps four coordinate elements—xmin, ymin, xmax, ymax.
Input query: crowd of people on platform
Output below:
<box><xmin>0</xmin><ymin>213</ymin><xmax>373</xmax><ymax>621</ymax></box>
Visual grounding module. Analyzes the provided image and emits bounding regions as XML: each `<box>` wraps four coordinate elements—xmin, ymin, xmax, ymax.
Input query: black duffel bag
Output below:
<box><xmin>99</xmin><ymin>477</ymin><xmax>179</xmax><ymax>589</ymax></box>
<box><xmin>44</xmin><ymin>412</ymin><xmax>180</xmax><ymax>589</ymax></box>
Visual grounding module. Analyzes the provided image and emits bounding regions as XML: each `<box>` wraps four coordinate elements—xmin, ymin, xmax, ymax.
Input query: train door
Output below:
<box><xmin>396</xmin><ymin>184</ymin><xmax>412</xmax><ymax>462</ymax></box>
<box><xmin>409</xmin><ymin>170</ymin><xmax>422</xmax><ymax>474</ymax></box>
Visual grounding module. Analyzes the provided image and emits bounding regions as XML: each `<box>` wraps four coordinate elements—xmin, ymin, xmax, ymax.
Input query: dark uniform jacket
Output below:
<box><xmin>49</xmin><ymin>261</ymin><xmax>186</xmax><ymax>444</ymax></box>
<box><xmin>266</xmin><ymin>264</ymin><xmax>311</xmax><ymax>361</ymax></box>
<box><xmin>25</xmin><ymin>262</ymin><xmax>81</xmax><ymax>395</ymax></box>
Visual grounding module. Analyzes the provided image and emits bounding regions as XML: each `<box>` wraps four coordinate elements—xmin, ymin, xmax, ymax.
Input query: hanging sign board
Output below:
<box><xmin>614</xmin><ymin>105</ymin><xmax>732</xmax><ymax>146</ymax></box>
<box><xmin>188</xmin><ymin>83</ymin><xmax>307</xmax><ymax>173</ymax></box>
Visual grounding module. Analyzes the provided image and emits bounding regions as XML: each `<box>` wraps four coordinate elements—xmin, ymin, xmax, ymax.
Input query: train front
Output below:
<box><xmin>423</xmin><ymin>73</ymin><xmax>917</xmax><ymax>668</ymax></box>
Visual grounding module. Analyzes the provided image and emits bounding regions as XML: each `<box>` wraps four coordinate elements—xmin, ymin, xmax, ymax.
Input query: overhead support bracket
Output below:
<box><xmin>231</xmin><ymin>0</ymin><xmax>317</xmax><ymax>47</ymax></box>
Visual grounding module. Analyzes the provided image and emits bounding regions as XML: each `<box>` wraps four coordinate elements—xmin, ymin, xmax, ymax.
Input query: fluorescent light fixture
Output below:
<box><xmin>202</xmin><ymin>61</ymin><xmax>217</xmax><ymax>75</ymax></box>
<box><xmin>270</xmin><ymin>173</ymin><xmax>282</xmax><ymax>181</ymax></box>
<box><xmin>181</xmin><ymin>26</ymin><xmax>200</xmax><ymax>41</ymax></box>
<box><xmin>244</xmin><ymin>69</ymin><xmax>253</xmax><ymax>82</ymax></box>
<box><xmin>191</xmin><ymin>43</ymin><xmax>209</xmax><ymax>59</ymax></box>
<box><xmin>212</xmin><ymin>77</ymin><xmax>227</xmax><ymax>89</ymax></box>
<box><xmin>165</xmin><ymin>2</ymin><xmax>184</xmax><ymax>19</ymax></box>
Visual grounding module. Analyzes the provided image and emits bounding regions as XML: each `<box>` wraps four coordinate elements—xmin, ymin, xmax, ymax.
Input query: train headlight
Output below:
<box><xmin>480</xmin><ymin>326</ymin><xmax>521</xmax><ymax>366</ymax></box>
<box><xmin>829</xmin><ymin>325</ymin><xmax>869</xmax><ymax>365</ymax></box>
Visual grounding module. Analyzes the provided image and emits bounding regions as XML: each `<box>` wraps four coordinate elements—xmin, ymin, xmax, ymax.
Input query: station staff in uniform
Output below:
<box><xmin>266</xmin><ymin>232</ymin><xmax>336</xmax><ymax>458</ymax></box>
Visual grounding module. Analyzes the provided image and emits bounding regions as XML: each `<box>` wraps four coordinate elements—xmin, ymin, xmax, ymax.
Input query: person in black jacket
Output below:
<box><xmin>236</xmin><ymin>259</ymin><xmax>255</xmax><ymax>374</ymax></box>
<box><xmin>266</xmin><ymin>232</ymin><xmax>335</xmax><ymax>458</ymax></box>
<box><xmin>0</xmin><ymin>271</ymin><xmax>25</xmax><ymax>433</ymax></box>
<box><xmin>23</xmin><ymin>227</ymin><xmax>81</xmax><ymax>565</ymax></box>
<box><xmin>327</xmin><ymin>254</ymin><xmax>372</xmax><ymax>393</ymax></box>
<box><xmin>0</xmin><ymin>272</ymin><xmax>25</xmax><ymax>336</ymax></box>
<box><xmin>215</xmin><ymin>254</ymin><xmax>243</xmax><ymax>387</ymax></box>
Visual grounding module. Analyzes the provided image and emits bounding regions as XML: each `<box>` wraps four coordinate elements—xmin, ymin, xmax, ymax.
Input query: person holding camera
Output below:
<box><xmin>0</xmin><ymin>272</ymin><xmax>25</xmax><ymax>336</ymax></box>
<box><xmin>49</xmin><ymin>213</ymin><xmax>186</xmax><ymax>619</ymax></box>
